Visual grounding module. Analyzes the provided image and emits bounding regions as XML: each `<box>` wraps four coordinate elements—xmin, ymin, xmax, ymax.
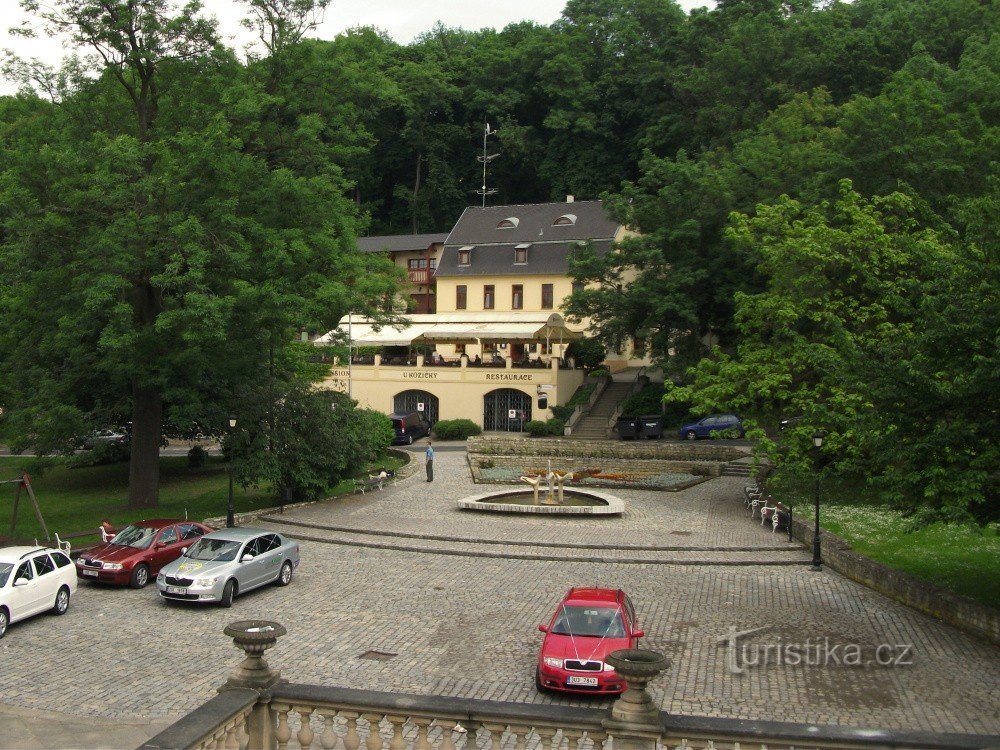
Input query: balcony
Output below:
<box><xmin>141</xmin><ymin>622</ymin><xmax>989</xmax><ymax>750</ymax></box>
<box><xmin>408</xmin><ymin>268</ymin><xmax>432</xmax><ymax>284</ymax></box>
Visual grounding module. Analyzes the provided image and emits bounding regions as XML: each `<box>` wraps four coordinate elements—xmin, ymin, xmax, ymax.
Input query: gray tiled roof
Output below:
<box><xmin>434</xmin><ymin>240</ymin><xmax>613</xmax><ymax>277</ymax></box>
<box><xmin>357</xmin><ymin>233</ymin><xmax>449</xmax><ymax>254</ymax></box>
<box><xmin>445</xmin><ymin>200</ymin><xmax>618</xmax><ymax>246</ymax></box>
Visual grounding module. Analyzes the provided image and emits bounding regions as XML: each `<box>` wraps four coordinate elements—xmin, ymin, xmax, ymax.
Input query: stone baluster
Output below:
<box><xmin>587</xmin><ymin>729</ymin><xmax>609</xmax><ymax>750</ymax></box>
<box><xmin>412</xmin><ymin>718</ymin><xmax>433</xmax><ymax>750</ymax></box>
<box><xmin>534</xmin><ymin>726</ymin><xmax>560</xmax><ymax>750</ymax></box>
<box><xmin>482</xmin><ymin>722</ymin><xmax>506</xmax><ymax>750</ymax></box>
<box><xmin>508</xmin><ymin>724</ymin><xmax>532</xmax><ymax>750</ymax></box>
<box><xmin>343</xmin><ymin>711</ymin><xmax>362</xmax><ymax>750</ymax></box>
<box><xmin>297</xmin><ymin>707</ymin><xmax>317</xmax><ymax>749</ymax></box>
<box><xmin>602</xmin><ymin>649</ymin><xmax>670</xmax><ymax>750</ymax></box>
<box><xmin>387</xmin><ymin>715</ymin><xmax>407</xmax><ymax>750</ymax></box>
<box><xmin>364</xmin><ymin>713</ymin><xmax>385</xmax><ymax>750</ymax></box>
<box><xmin>435</xmin><ymin>721</ymin><xmax>458</xmax><ymax>750</ymax></box>
<box><xmin>561</xmin><ymin>728</ymin><xmax>584</xmax><ymax>750</ymax></box>
<box><xmin>274</xmin><ymin>704</ymin><xmax>292</xmax><ymax>750</ymax></box>
<box><xmin>461</xmin><ymin>721</ymin><xmax>481</xmax><ymax>750</ymax></box>
<box><xmin>319</xmin><ymin>710</ymin><xmax>340</xmax><ymax>750</ymax></box>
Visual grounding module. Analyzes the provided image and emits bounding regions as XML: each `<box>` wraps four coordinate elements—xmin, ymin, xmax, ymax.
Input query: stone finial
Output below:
<box><xmin>605</xmin><ymin>649</ymin><xmax>670</xmax><ymax>726</ymax></box>
<box><xmin>220</xmin><ymin>620</ymin><xmax>287</xmax><ymax>692</ymax></box>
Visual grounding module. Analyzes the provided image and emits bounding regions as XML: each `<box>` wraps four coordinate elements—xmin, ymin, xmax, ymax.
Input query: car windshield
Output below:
<box><xmin>185</xmin><ymin>538</ymin><xmax>241</xmax><ymax>562</ymax></box>
<box><xmin>110</xmin><ymin>525</ymin><xmax>157</xmax><ymax>549</ymax></box>
<box><xmin>0</xmin><ymin>563</ymin><xmax>11</xmax><ymax>587</ymax></box>
<box><xmin>551</xmin><ymin>605</ymin><xmax>626</xmax><ymax>637</ymax></box>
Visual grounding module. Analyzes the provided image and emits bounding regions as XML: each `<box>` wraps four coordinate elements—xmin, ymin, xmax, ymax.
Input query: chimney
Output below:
<box><xmin>566</xmin><ymin>195</ymin><xmax>574</xmax><ymax>203</ymax></box>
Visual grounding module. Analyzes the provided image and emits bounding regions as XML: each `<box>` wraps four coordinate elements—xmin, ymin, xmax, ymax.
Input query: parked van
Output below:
<box><xmin>389</xmin><ymin>412</ymin><xmax>430</xmax><ymax>445</ymax></box>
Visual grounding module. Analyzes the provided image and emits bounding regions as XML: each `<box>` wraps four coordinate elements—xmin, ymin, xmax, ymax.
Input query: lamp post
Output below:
<box><xmin>811</xmin><ymin>429</ymin><xmax>825</xmax><ymax>570</ymax></box>
<box><xmin>226</xmin><ymin>415</ymin><xmax>237</xmax><ymax>528</ymax></box>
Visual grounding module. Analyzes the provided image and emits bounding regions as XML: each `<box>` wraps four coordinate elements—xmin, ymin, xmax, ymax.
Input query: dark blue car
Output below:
<box><xmin>678</xmin><ymin>414</ymin><xmax>744</xmax><ymax>440</ymax></box>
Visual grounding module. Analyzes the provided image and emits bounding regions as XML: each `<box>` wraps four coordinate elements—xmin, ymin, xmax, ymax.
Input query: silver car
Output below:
<box><xmin>155</xmin><ymin>527</ymin><xmax>299</xmax><ymax>607</ymax></box>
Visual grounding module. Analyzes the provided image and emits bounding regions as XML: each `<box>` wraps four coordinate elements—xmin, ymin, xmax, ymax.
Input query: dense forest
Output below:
<box><xmin>0</xmin><ymin>0</ymin><xmax>996</xmax><ymax>518</ymax></box>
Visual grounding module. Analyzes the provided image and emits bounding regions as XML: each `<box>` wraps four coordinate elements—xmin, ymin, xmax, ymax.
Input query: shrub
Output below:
<box><xmin>432</xmin><ymin>419</ymin><xmax>482</xmax><ymax>440</ymax></box>
<box><xmin>589</xmin><ymin>368</ymin><xmax>610</xmax><ymax>379</ymax></box>
<box><xmin>546</xmin><ymin>418</ymin><xmax>566</xmax><ymax>436</ymax></box>
<box><xmin>525</xmin><ymin>420</ymin><xmax>550</xmax><ymax>437</ymax></box>
<box><xmin>187</xmin><ymin>445</ymin><xmax>208</xmax><ymax>468</ymax></box>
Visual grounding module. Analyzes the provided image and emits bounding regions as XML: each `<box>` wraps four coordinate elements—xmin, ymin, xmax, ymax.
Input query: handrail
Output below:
<box><xmin>564</xmin><ymin>374</ymin><xmax>610</xmax><ymax>434</ymax></box>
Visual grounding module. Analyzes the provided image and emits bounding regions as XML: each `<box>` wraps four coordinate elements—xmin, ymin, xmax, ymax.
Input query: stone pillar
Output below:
<box><xmin>219</xmin><ymin>620</ymin><xmax>288</xmax><ymax>750</ymax></box>
<box><xmin>505</xmin><ymin>356</ymin><xmax>513</xmax><ymax>369</ymax></box>
<box><xmin>416</xmin><ymin>354</ymin><xmax>425</xmax><ymax>367</ymax></box>
<box><xmin>460</xmin><ymin>354</ymin><xmax>468</xmax><ymax>368</ymax></box>
<box><xmin>601</xmin><ymin>649</ymin><xmax>669</xmax><ymax>750</ymax></box>
<box><xmin>374</xmin><ymin>353</ymin><xmax>381</xmax><ymax>367</ymax></box>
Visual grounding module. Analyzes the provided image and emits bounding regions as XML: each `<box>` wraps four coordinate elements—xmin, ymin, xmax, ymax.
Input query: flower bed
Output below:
<box><xmin>476</xmin><ymin>466</ymin><xmax>702</xmax><ymax>491</ymax></box>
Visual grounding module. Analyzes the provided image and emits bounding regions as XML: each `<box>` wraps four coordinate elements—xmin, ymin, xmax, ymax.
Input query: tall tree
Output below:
<box><xmin>0</xmin><ymin>0</ymin><xmax>399</xmax><ymax>507</ymax></box>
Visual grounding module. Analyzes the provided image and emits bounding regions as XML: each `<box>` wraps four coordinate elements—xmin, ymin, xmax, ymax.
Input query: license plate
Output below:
<box><xmin>82</xmin><ymin>569</ymin><xmax>98</xmax><ymax>577</ymax></box>
<box><xmin>166</xmin><ymin>586</ymin><xmax>187</xmax><ymax>595</ymax></box>
<box><xmin>567</xmin><ymin>676</ymin><xmax>598</xmax><ymax>686</ymax></box>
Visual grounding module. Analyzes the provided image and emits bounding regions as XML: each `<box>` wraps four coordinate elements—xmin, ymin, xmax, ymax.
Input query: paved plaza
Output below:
<box><xmin>0</xmin><ymin>448</ymin><xmax>998</xmax><ymax>747</ymax></box>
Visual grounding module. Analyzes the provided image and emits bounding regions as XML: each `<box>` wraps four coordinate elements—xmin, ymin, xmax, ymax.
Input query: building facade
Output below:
<box><xmin>319</xmin><ymin>199</ymin><xmax>636</xmax><ymax>431</ymax></box>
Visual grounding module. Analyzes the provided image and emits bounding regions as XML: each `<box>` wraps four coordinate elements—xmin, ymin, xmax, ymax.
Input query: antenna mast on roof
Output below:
<box><xmin>476</xmin><ymin>122</ymin><xmax>499</xmax><ymax>208</ymax></box>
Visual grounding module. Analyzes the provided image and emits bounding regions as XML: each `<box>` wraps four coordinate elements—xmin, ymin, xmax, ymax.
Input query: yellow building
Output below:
<box><xmin>318</xmin><ymin>199</ymin><xmax>631</xmax><ymax>431</ymax></box>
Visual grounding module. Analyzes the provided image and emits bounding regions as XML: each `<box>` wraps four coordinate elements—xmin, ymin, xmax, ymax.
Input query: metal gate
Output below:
<box><xmin>393</xmin><ymin>390</ymin><xmax>439</xmax><ymax>425</ymax></box>
<box><xmin>483</xmin><ymin>389</ymin><xmax>531</xmax><ymax>432</ymax></box>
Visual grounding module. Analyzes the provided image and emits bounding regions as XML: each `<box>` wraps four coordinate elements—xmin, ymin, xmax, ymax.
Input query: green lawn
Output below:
<box><xmin>776</xmin><ymin>474</ymin><xmax>999</xmax><ymax>609</ymax></box>
<box><xmin>820</xmin><ymin>505</ymin><xmax>999</xmax><ymax>610</ymax></box>
<box><xmin>0</xmin><ymin>452</ymin><xmax>406</xmax><ymax>545</ymax></box>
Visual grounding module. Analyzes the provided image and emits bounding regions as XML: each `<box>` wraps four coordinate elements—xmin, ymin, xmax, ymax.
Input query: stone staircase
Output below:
<box><xmin>569</xmin><ymin>381</ymin><xmax>635</xmax><ymax>439</ymax></box>
<box><xmin>721</xmin><ymin>462</ymin><xmax>753</xmax><ymax>477</ymax></box>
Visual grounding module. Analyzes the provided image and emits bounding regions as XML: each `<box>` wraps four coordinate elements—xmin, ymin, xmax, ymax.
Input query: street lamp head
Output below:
<box><xmin>229</xmin><ymin>415</ymin><xmax>237</xmax><ymax>429</ymax></box>
<box><xmin>812</xmin><ymin>429</ymin><xmax>825</xmax><ymax>449</ymax></box>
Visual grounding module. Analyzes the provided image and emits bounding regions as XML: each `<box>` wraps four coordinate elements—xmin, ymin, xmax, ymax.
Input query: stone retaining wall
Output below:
<box><xmin>789</xmin><ymin>515</ymin><xmax>1000</xmax><ymax>646</ymax></box>
<box><xmin>469</xmin><ymin>454</ymin><xmax>721</xmax><ymax>477</ymax></box>
<box><xmin>467</xmin><ymin>435</ymin><xmax>749</xmax><ymax>462</ymax></box>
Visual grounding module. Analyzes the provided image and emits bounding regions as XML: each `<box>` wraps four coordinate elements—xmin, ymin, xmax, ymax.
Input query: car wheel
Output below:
<box><xmin>276</xmin><ymin>560</ymin><xmax>293</xmax><ymax>587</ymax></box>
<box><xmin>52</xmin><ymin>586</ymin><xmax>70</xmax><ymax>615</ymax></box>
<box><xmin>129</xmin><ymin>564</ymin><xmax>150</xmax><ymax>589</ymax></box>
<box><xmin>535</xmin><ymin>666</ymin><xmax>548</xmax><ymax>693</ymax></box>
<box><xmin>685</xmin><ymin>430</ymin><xmax>697</xmax><ymax>440</ymax></box>
<box><xmin>0</xmin><ymin>607</ymin><xmax>8</xmax><ymax>639</ymax></box>
<box><xmin>220</xmin><ymin>579</ymin><xmax>236</xmax><ymax>608</ymax></box>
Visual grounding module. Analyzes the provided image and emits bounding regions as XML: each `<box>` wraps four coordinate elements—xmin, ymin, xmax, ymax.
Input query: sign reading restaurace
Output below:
<box><xmin>484</xmin><ymin>373</ymin><xmax>535</xmax><ymax>381</ymax></box>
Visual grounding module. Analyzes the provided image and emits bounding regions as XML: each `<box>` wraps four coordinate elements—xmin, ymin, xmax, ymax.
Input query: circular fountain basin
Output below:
<box><xmin>459</xmin><ymin>488</ymin><xmax>624</xmax><ymax>515</ymax></box>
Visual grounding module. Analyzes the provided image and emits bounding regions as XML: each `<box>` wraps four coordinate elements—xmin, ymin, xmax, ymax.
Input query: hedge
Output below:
<box><xmin>431</xmin><ymin>419</ymin><xmax>482</xmax><ymax>440</ymax></box>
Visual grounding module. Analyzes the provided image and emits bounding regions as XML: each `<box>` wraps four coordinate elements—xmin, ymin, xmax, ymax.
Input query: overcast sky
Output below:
<box><xmin>2</xmin><ymin>0</ymin><xmax>713</xmax><ymax>96</ymax></box>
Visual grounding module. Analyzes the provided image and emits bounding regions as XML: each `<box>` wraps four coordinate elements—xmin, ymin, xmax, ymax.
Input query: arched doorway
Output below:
<box><xmin>483</xmin><ymin>388</ymin><xmax>532</xmax><ymax>432</ymax></box>
<box><xmin>393</xmin><ymin>390</ymin><xmax>439</xmax><ymax>425</ymax></box>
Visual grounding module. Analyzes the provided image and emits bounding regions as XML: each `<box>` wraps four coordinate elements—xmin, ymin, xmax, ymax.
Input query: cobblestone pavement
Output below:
<box><xmin>0</xmin><ymin>450</ymin><xmax>998</xmax><ymax>744</ymax></box>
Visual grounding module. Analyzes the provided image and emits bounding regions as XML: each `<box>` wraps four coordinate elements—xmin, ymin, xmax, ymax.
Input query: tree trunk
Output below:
<box><xmin>127</xmin><ymin>281</ymin><xmax>164</xmax><ymax>509</ymax></box>
<box><xmin>412</xmin><ymin>152</ymin><xmax>423</xmax><ymax>234</ymax></box>
<box><xmin>128</xmin><ymin>383</ymin><xmax>163</xmax><ymax>508</ymax></box>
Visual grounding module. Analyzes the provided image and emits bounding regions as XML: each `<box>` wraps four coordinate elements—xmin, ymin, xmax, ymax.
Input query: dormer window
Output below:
<box><xmin>497</xmin><ymin>217</ymin><xmax>520</xmax><ymax>229</ymax></box>
<box><xmin>553</xmin><ymin>214</ymin><xmax>577</xmax><ymax>226</ymax></box>
<box><xmin>514</xmin><ymin>243</ymin><xmax>529</xmax><ymax>264</ymax></box>
<box><xmin>458</xmin><ymin>246</ymin><xmax>472</xmax><ymax>266</ymax></box>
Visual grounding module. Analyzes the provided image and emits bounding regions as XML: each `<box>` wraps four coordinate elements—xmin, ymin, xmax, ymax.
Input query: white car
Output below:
<box><xmin>0</xmin><ymin>546</ymin><xmax>77</xmax><ymax>638</ymax></box>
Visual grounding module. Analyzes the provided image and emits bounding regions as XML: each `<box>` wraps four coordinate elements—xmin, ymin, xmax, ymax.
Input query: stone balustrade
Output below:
<box><xmin>140</xmin><ymin>622</ymin><xmax>996</xmax><ymax>750</ymax></box>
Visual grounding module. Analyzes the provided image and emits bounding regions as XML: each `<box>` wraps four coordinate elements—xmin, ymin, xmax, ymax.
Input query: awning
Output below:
<box><xmin>314</xmin><ymin>321</ymin><xmax>435</xmax><ymax>347</ymax></box>
<box><xmin>317</xmin><ymin>312</ymin><xmax>582</xmax><ymax>346</ymax></box>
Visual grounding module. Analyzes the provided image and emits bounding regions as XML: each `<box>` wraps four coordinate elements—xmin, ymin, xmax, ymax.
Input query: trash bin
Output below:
<box><xmin>639</xmin><ymin>415</ymin><xmax>664</xmax><ymax>439</ymax></box>
<box><xmin>615</xmin><ymin>416</ymin><xmax>641</xmax><ymax>440</ymax></box>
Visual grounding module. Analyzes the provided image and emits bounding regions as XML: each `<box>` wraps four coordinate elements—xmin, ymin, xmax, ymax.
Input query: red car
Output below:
<box><xmin>75</xmin><ymin>520</ymin><xmax>212</xmax><ymax>589</ymax></box>
<box><xmin>536</xmin><ymin>587</ymin><xmax>644</xmax><ymax>694</ymax></box>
